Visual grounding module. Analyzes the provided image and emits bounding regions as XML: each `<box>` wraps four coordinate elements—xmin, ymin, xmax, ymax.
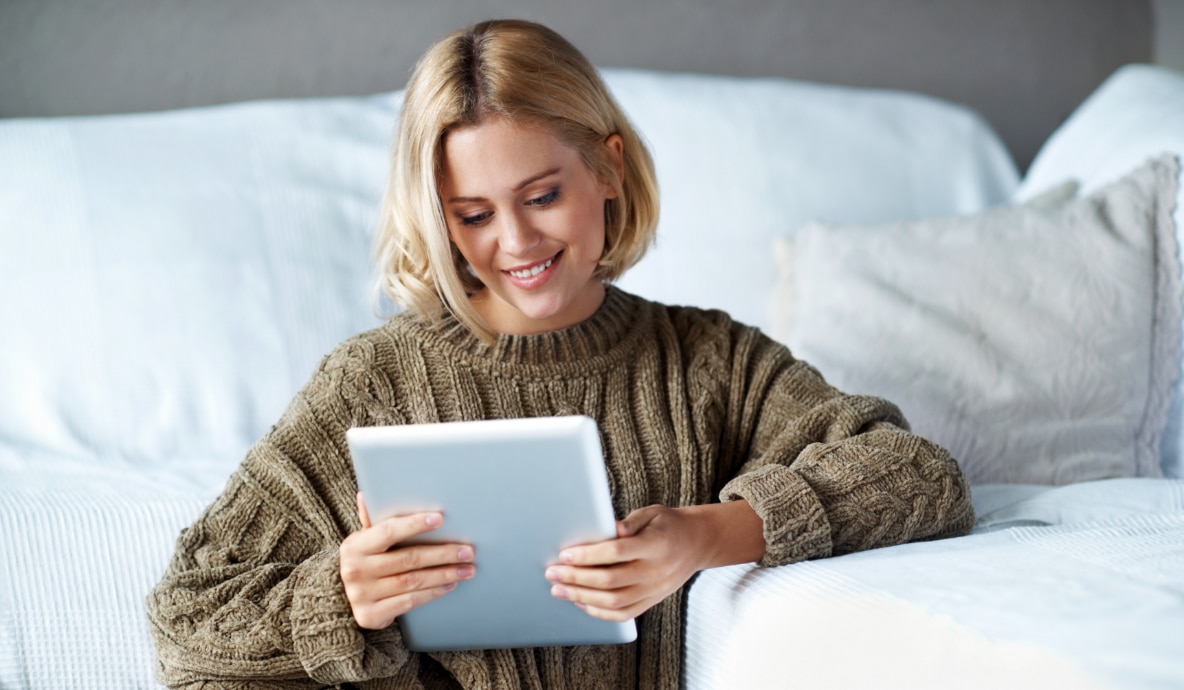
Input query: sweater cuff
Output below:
<box><xmin>289</xmin><ymin>547</ymin><xmax>410</xmax><ymax>684</ymax></box>
<box><xmin>720</xmin><ymin>464</ymin><xmax>832</xmax><ymax>566</ymax></box>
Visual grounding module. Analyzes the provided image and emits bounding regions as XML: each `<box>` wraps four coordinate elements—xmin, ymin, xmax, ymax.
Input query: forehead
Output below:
<box><xmin>439</xmin><ymin>119</ymin><xmax>583</xmax><ymax>191</ymax></box>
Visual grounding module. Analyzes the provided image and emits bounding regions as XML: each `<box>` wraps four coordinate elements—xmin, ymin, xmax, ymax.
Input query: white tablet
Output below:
<box><xmin>346</xmin><ymin>415</ymin><xmax>637</xmax><ymax>652</ymax></box>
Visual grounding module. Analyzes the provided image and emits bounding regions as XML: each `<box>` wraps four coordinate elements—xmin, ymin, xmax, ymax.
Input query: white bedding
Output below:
<box><xmin>685</xmin><ymin>479</ymin><xmax>1184</xmax><ymax>690</ymax></box>
<box><xmin>4</xmin><ymin>473</ymin><xmax>1182</xmax><ymax>689</ymax></box>
<box><xmin>0</xmin><ymin>473</ymin><xmax>211</xmax><ymax>689</ymax></box>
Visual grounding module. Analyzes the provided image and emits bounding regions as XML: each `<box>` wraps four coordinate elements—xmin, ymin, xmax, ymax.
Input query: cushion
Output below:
<box><xmin>0</xmin><ymin>69</ymin><xmax>1021</xmax><ymax>486</ymax></box>
<box><xmin>606</xmin><ymin>70</ymin><xmax>1020</xmax><ymax>333</ymax></box>
<box><xmin>1016</xmin><ymin>64</ymin><xmax>1184</xmax><ymax>478</ymax></box>
<box><xmin>774</xmin><ymin>155</ymin><xmax>1181</xmax><ymax>485</ymax></box>
<box><xmin>0</xmin><ymin>94</ymin><xmax>397</xmax><ymax>487</ymax></box>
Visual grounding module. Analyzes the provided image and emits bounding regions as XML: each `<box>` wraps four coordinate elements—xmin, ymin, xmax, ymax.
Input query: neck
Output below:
<box><xmin>473</xmin><ymin>281</ymin><xmax>607</xmax><ymax>336</ymax></box>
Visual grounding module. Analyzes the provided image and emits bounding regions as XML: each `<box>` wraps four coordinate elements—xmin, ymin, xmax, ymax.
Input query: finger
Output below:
<box><xmin>350</xmin><ymin>512</ymin><xmax>445</xmax><ymax>555</ymax></box>
<box><xmin>546</xmin><ymin>562</ymin><xmax>641</xmax><ymax>590</ymax></box>
<box><xmin>562</xmin><ymin>506</ymin><xmax>667</xmax><ymax>565</ymax></box>
<box><xmin>618</xmin><ymin>505</ymin><xmax>661</xmax><ymax>538</ymax></box>
<box><xmin>559</xmin><ymin>535</ymin><xmax>639</xmax><ymax>567</ymax></box>
<box><xmin>357</xmin><ymin>492</ymin><xmax>372</xmax><ymax>530</ymax></box>
<box><xmin>577</xmin><ymin>601</ymin><xmax>647</xmax><ymax>623</ymax></box>
<box><xmin>356</xmin><ymin>582</ymin><xmax>459</xmax><ymax>630</ymax></box>
<box><xmin>552</xmin><ymin>582</ymin><xmax>647</xmax><ymax>614</ymax></box>
<box><xmin>366</xmin><ymin>562</ymin><xmax>476</xmax><ymax>601</ymax></box>
<box><xmin>367</xmin><ymin>542</ymin><xmax>476</xmax><ymax>578</ymax></box>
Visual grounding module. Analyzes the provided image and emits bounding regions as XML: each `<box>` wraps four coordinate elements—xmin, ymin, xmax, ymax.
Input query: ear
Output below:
<box><xmin>603</xmin><ymin>134</ymin><xmax>625</xmax><ymax>199</ymax></box>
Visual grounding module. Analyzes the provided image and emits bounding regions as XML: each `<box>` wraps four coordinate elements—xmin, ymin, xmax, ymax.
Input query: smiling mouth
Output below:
<box><xmin>505</xmin><ymin>252</ymin><xmax>560</xmax><ymax>279</ymax></box>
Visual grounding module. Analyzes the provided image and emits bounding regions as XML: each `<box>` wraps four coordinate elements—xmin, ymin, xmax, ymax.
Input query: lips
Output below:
<box><xmin>502</xmin><ymin>251</ymin><xmax>562</xmax><ymax>288</ymax></box>
<box><xmin>507</xmin><ymin>254</ymin><xmax>556</xmax><ymax>278</ymax></box>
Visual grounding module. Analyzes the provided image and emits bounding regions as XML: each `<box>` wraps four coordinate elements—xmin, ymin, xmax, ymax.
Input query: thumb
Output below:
<box><xmin>617</xmin><ymin>506</ymin><xmax>660</xmax><ymax>538</ymax></box>
<box><xmin>356</xmin><ymin>491</ymin><xmax>372</xmax><ymax>530</ymax></box>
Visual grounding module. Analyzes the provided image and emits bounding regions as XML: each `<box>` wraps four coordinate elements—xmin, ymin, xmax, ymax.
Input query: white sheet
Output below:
<box><xmin>685</xmin><ymin>479</ymin><xmax>1184</xmax><ymax>690</ymax></box>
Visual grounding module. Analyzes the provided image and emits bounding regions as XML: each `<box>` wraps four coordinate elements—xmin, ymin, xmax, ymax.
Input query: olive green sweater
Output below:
<box><xmin>146</xmin><ymin>286</ymin><xmax>974</xmax><ymax>689</ymax></box>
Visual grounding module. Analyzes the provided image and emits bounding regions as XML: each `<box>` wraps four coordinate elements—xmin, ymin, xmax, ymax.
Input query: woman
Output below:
<box><xmin>147</xmin><ymin>19</ymin><xmax>974</xmax><ymax>689</ymax></box>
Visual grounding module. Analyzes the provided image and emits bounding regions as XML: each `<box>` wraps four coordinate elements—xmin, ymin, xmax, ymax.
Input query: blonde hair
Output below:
<box><xmin>374</xmin><ymin>19</ymin><xmax>660</xmax><ymax>342</ymax></box>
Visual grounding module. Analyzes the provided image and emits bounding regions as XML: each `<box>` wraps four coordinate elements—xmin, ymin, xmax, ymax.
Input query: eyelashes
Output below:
<box><xmin>457</xmin><ymin>188</ymin><xmax>561</xmax><ymax>227</ymax></box>
<box><xmin>527</xmin><ymin>189</ymin><xmax>560</xmax><ymax>208</ymax></box>
<box><xmin>459</xmin><ymin>212</ymin><xmax>491</xmax><ymax>227</ymax></box>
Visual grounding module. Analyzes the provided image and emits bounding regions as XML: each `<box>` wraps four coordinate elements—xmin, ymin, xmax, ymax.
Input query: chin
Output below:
<box><xmin>514</xmin><ymin>299</ymin><xmax>571</xmax><ymax>323</ymax></box>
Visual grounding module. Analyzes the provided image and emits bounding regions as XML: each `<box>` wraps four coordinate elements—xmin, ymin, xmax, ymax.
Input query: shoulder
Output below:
<box><xmin>652</xmin><ymin>298</ymin><xmax>794</xmax><ymax>368</ymax></box>
<box><xmin>317</xmin><ymin>311</ymin><xmax>431</xmax><ymax>373</ymax></box>
<box><xmin>296</xmin><ymin>312</ymin><xmax>437</xmax><ymax>421</ymax></box>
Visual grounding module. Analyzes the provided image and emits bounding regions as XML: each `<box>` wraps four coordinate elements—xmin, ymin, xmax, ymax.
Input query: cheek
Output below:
<box><xmin>451</xmin><ymin>232</ymin><xmax>496</xmax><ymax>273</ymax></box>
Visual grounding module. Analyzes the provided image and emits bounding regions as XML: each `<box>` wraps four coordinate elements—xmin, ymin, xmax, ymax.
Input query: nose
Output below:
<box><xmin>497</xmin><ymin>209</ymin><xmax>541</xmax><ymax>255</ymax></box>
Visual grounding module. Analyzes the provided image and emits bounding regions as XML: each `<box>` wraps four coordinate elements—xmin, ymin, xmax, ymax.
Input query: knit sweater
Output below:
<box><xmin>146</xmin><ymin>286</ymin><xmax>975</xmax><ymax>689</ymax></box>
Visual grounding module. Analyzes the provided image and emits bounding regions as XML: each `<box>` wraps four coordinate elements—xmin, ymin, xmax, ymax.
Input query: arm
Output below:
<box><xmin>145</xmin><ymin>343</ymin><xmax>419</xmax><ymax>688</ymax></box>
<box><xmin>547</xmin><ymin>320</ymin><xmax>973</xmax><ymax>619</ymax></box>
<box><xmin>716</xmin><ymin>329</ymin><xmax>976</xmax><ymax>566</ymax></box>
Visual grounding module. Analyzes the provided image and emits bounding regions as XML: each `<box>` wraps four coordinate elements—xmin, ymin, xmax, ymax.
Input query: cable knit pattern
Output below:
<box><xmin>146</xmin><ymin>286</ymin><xmax>974</xmax><ymax>689</ymax></box>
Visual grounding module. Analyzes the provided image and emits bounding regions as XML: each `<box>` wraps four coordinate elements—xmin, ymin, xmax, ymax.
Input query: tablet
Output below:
<box><xmin>346</xmin><ymin>415</ymin><xmax>637</xmax><ymax>652</ymax></box>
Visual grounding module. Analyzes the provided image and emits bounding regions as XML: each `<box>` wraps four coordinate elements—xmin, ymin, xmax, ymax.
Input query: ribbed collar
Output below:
<box><xmin>401</xmin><ymin>285</ymin><xmax>651</xmax><ymax>377</ymax></box>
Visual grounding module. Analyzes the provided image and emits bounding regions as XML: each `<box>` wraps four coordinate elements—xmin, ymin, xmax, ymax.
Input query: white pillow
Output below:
<box><xmin>0</xmin><ymin>69</ymin><xmax>1020</xmax><ymax>485</ymax></box>
<box><xmin>605</xmin><ymin>69</ymin><xmax>1020</xmax><ymax>333</ymax></box>
<box><xmin>0</xmin><ymin>94</ymin><xmax>397</xmax><ymax>486</ymax></box>
<box><xmin>1016</xmin><ymin>64</ymin><xmax>1184</xmax><ymax>478</ymax></box>
<box><xmin>775</xmin><ymin>156</ymin><xmax>1181</xmax><ymax>485</ymax></box>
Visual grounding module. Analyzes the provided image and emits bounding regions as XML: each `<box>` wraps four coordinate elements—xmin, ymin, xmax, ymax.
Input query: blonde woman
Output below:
<box><xmin>147</xmin><ymin>19</ymin><xmax>974</xmax><ymax>689</ymax></box>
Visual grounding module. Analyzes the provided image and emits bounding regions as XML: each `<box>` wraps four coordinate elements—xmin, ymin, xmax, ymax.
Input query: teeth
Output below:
<box><xmin>509</xmin><ymin>257</ymin><xmax>554</xmax><ymax>279</ymax></box>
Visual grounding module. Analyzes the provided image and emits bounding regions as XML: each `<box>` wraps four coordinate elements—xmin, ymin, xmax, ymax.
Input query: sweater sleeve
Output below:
<box><xmin>714</xmin><ymin>326</ymin><xmax>975</xmax><ymax>567</ymax></box>
<box><xmin>145</xmin><ymin>339</ymin><xmax>419</xmax><ymax>688</ymax></box>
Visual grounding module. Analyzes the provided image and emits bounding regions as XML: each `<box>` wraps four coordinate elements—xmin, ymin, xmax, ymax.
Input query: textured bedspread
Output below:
<box><xmin>0</xmin><ymin>472</ymin><xmax>211</xmax><ymax>688</ymax></box>
<box><xmin>685</xmin><ymin>478</ymin><xmax>1184</xmax><ymax>690</ymax></box>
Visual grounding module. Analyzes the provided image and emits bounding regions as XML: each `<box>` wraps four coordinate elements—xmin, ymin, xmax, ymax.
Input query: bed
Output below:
<box><xmin>2</xmin><ymin>2</ymin><xmax>1182</xmax><ymax>688</ymax></box>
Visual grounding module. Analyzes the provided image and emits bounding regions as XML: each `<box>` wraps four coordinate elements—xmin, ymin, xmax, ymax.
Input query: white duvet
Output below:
<box><xmin>686</xmin><ymin>479</ymin><xmax>1184</xmax><ymax>690</ymax></box>
<box><xmin>2</xmin><ymin>473</ymin><xmax>1182</xmax><ymax>688</ymax></box>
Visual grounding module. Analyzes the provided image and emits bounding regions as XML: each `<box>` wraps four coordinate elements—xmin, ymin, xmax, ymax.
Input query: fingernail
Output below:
<box><xmin>560</xmin><ymin>551</ymin><xmax>573</xmax><ymax>564</ymax></box>
<box><xmin>444</xmin><ymin>582</ymin><xmax>457</xmax><ymax>591</ymax></box>
<box><xmin>545</xmin><ymin>567</ymin><xmax>560</xmax><ymax>582</ymax></box>
<box><xmin>458</xmin><ymin>566</ymin><xmax>475</xmax><ymax>579</ymax></box>
<box><xmin>458</xmin><ymin>547</ymin><xmax>473</xmax><ymax>561</ymax></box>
<box><xmin>575</xmin><ymin>602</ymin><xmax>587</xmax><ymax>611</ymax></box>
<box><xmin>425</xmin><ymin>514</ymin><xmax>442</xmax><ymax>527</ymax></box>
<box><xmin>551</xmin><ymin>585</ymin><xmax>568</xmax><ymax>599</ymax></box>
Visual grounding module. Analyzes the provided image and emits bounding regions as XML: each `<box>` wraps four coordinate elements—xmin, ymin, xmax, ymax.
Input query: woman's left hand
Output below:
<box><xmin>543</xmin><ymin>504</ymin><xmax>718</xmax><ymax>622</ymax></box>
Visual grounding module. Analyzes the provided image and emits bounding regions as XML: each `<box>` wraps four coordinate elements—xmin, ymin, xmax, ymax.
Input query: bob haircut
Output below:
<box><xmin>374</xmin><ymin>19</ymin><xmax>660</xmax><ymax>342</ymax></box>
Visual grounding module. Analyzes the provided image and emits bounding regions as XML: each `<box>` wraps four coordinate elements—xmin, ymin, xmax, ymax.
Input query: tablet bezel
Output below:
<box><xmin>346</xmin><ymin>415</ymin><xmax>638</xmax><ymax>652</ymax></box>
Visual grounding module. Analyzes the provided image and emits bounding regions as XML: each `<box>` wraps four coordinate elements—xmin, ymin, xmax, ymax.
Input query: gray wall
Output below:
<box><xmin>0</xmin><ymin>0</ymin><xmax>1154</xmax><ymax>170</ymax></box>
<box><xmin>1154</xmin><ymin>0</ymin><xmax>1184</xmax><ymax>71</ymax></box>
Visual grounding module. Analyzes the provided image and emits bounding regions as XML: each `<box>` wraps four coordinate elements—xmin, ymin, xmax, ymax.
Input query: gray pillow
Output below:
<box><xmin>774</xmin><ymin>155</ymin><xmax>1181</xmax><ymax>485</ymax></box>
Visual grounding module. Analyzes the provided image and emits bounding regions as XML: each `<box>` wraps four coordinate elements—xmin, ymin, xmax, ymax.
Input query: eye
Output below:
<box><xmin>527</xmin><ymin>188</ymin><xmax>560</xmax><ymax>208</ymax></box>
<box><xmin>458</xmin><ymin>211</ymin><xmax>492</xmax><ymax>227</ymax></box>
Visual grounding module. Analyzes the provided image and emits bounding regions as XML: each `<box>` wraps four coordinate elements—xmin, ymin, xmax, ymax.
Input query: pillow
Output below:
<box><xmin>773</xmin><ymin>155</ymin><xmax>1181</xmax><ymax>485</ymax></box>
<box><xmin>0</xmin><ymin>69</ymin><xmax>1021</xmax><ymax>487</ymax></box>
<box><xmin>1016</xmin><ymin>64</ymin><xmax>1184</xmax><ymax>478</ymax></box>
<box><xmin>0</xmin><ymin>93</ymin><xmax>397</xmax><ymax>487</ymax></box>
<box><xmin>604</xmin><ymin>69</ymin><xmax>1020</xmax><ymax>333</ymax></box>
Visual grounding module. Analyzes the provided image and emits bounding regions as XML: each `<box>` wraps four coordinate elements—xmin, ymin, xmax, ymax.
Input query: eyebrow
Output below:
<box><xmin>446</xmin><ymin>167</ymin><xmax>561</xmax><ymax>203</ymax></box>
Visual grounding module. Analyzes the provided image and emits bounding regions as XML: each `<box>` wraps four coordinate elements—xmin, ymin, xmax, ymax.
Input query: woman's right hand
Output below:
<box><xmin>340</xmin><ymin>492</ymin><xmax>475</xmax><ymax>630</ymax></box>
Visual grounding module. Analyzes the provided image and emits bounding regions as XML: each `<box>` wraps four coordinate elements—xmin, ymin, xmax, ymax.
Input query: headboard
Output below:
<box><xmin>0</xmin><ymin>0</ymin><xmax>1152</xmax><ymax>170</ymax></box>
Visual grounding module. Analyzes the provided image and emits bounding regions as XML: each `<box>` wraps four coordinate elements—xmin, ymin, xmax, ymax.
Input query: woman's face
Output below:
<box><xmin>439</xmin><ymin>118</ymin><xmax>622</xmax><ymax>335</ymax></box>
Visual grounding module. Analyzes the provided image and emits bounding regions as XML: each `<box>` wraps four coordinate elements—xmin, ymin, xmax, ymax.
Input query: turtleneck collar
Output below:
<box><xmin>397</xmin><ymin>285</ymin><xmax>650</xmax><ymax>376</ymax></box>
